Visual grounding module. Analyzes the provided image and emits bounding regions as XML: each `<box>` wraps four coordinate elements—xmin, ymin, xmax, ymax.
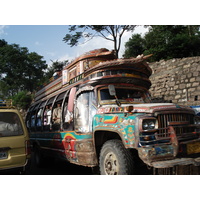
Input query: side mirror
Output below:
<box><xmin>108</xmin><ymin>85</ymin><xmax>121</xmax><ymax>107</ymax></box>
<box><xmin>108</xmin><ymin>85</ymin><xmax>116</xmax><ymax>96</ymax></box>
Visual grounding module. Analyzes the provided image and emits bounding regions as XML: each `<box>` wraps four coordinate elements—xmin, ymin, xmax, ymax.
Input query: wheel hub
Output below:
<box><xmin>104</xmin><ymin>152</ymin><xmax>119</xmax><ymax>175</ymax></box>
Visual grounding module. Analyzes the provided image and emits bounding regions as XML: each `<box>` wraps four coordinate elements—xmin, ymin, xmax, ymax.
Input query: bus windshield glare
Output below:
<box><xmin>99</xmin><ymin>87</ymin><xmax>150</xmax><ymax>104</ymax></box>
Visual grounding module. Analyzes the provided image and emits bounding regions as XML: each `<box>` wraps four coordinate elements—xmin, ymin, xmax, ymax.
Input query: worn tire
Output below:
<box><xmin>99</xmin><ymin>139</ymin><xmax>135</xmax><ymax>175</ymax></box>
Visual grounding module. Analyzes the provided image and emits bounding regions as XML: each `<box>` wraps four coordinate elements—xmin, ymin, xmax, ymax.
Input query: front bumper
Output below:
<box><xmin>151</xmin><ymin>157</ymin><xmax>200</xmax><ymax>168</ymax></box>
<box><xmin>137</xmin><ymin>125</ymin><xmax>200</xmax><ymax>168</ymax></box>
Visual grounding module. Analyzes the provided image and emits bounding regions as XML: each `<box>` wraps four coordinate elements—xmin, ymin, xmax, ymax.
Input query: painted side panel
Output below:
<box><xmin>93</xmin><ymin>113</ymin><xmax>142</xmax><ymax>147</ymax></box>
<box><xmin>30</xmin><ymin>131</ymin><xmax>96</xmax><ymax>166</ymax></box>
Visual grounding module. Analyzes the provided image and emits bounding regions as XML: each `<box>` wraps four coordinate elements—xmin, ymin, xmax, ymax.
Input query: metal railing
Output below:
<box><xmin>0</xmin><ymin>99</ymin><xmax>13</xmax><ymax>108</ymax></box>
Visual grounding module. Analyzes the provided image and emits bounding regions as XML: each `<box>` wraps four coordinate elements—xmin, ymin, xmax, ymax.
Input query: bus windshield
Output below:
<box><xmin>99</xmin><ymin>87</ymin><xmax>151</xmax><ymax>104</ymax></box>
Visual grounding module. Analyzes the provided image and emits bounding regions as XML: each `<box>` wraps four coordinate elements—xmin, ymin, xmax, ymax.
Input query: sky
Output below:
<box><xmin>0</xmin><ymin>1</ymin><xmax>197</xmax><ymax>67</ymax></box>
<box><xmin>0</xmin><ymin>25</ymin><xmax>148</xmax><ymax>66</ymax></box>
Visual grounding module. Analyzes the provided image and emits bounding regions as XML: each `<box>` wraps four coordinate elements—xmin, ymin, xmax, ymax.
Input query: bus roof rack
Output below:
<box><xmin>0</xmin><ymin>99</ymin><xmax>14</xmax><ymax>108</ymax></box>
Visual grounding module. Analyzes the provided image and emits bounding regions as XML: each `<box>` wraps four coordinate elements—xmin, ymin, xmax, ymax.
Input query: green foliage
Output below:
<box><xmin>12</xmin><ymin>91</ymin><xmax>33</xmax><ymax>110</ymax></box>
<box><xmin>63</xmin><ymin>25</ymin><xmax>137</xmax><ymax>58</ymax></box>
<box><xmin>0</xmin><ymin>80</ymin><xmax>9</xmax><ymax>98</ymax></box>
<box><xmin>123</xmin><ymin>34</ymin><xmax>145</xmax><ymax>58</ymax></box>
<box><xmin>0</xmin><ymin>39</ymin><xmax>48</xmax><ymax>96</ymax></box>
<box><xmin>0</xmin><ymin>39</ymin><xmax>48</xmax><ymax>110</ymax></box>
<box><xmin>50</xmin><ymin>60</ymin><xmax>68</xmax><ymax>72</ymax></box>
<box><xmin>123</xmin><ymin>25</ymin><xmax>200</xmax><ymax>62</ymax></box>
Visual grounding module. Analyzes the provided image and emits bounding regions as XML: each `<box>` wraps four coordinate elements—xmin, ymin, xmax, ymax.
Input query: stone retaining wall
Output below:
<box><xmin>149</xmin><ymin>56</ymin><xmax>200</xmax><ymax>106</ymax></box>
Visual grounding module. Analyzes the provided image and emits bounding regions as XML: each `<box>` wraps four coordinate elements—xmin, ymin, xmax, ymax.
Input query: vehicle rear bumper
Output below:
<box><xmin>0</xmin><ymin>158</ymin><xmax>31</xmax><ymax>174</ymax></box>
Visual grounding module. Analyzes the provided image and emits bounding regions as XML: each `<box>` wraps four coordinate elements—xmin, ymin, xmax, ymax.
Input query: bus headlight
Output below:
<box><xmin>142</xmin><ymin>119</ymin><xmax>156</xmax><ymax>130</ymax></box>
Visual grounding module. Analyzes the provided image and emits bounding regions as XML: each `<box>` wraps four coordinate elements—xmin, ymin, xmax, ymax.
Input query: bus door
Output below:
<box><xmin>74</xmin><ymin>89</ymin><xmax>97</xmax><ymax>133</ymax></box>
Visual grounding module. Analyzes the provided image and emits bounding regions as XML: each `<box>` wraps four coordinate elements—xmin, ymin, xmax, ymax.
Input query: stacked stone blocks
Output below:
<box><xmin>149</xmin><ymin>57</ymin><xmax>200</xmax><ymax>106</ymax></box>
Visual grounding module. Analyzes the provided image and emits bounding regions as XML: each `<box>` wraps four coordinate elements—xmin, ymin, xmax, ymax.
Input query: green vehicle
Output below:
<box><xmin>26</xmin><ymin>49</ymin><xmax>200</xmax><ymax>175</ymax></box>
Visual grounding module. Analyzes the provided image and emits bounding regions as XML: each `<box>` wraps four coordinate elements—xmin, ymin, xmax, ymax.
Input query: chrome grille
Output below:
<box><xmin>157</xmin><ymin>113</ymin><xmax>195</xmax><ymax>137</ymax></box>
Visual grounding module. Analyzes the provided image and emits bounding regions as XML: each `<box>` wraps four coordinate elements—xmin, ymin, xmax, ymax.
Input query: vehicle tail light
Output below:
<box><xmin>25</xmin><ymin>140</ymin><xmax>31</xmax><ymax>155</ymax></box>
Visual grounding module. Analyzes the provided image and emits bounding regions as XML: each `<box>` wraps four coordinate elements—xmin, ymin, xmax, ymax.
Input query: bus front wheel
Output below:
<box><xmin>99</xmin><ymin>139</ymin><xmax>135</xmax><ymax>175</ymax></box>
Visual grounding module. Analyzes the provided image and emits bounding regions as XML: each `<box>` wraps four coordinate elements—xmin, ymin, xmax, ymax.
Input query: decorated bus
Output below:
<box><xmin>26</xmin><ymin>48</ymin><xmax>200</xmax><ymax>175</ymax></box>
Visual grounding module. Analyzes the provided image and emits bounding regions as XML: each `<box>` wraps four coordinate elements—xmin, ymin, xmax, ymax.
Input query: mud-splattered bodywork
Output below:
<box><xmin>26</xmin><ymin>48</ymin><xmax>200</xmax><ymax>174</ymax></box>
<box><xmin>94</xmin><ymin>103</ymin><xmax>200</xmax><ymax>168</ymax></box>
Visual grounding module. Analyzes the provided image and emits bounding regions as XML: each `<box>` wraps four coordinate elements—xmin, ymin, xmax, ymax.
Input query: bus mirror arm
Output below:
<box><xmin>115</xmin><ymin>97</ymin><xmax>121</xmax><ymax>107</ymax></box>
<box><xmin>108</xmin><ymin>85</ymin><xmax>121</xmax><ymax>107</ymax></box>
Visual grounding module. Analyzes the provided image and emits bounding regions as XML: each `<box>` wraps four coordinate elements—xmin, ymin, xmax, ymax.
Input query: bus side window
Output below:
<box><xmin>43</xmin><ymin>105</ymin><xmax>51</xmax><ymax>126</ymax></box>
<box><xmin>64</xmin><ymin>108</ymin><xmax>73</xmax><ymax>124</ymax></box>
<box><xmin>26</xmin><ymin>105</ymin><xmax>36</xmax><ymax>132</ymax></box>
<box><xmin>52</xmin><ymin>102</ymin><xmax>62</xmax><ymax>131</ymax></box>
<box><xmin>51</xmin><ymin>91</ymin><xmax>68</xmax><ymax>131</ymax></box>
<box><xmin>25</xmin><ymin>112</ymin><xmax>31</xmax><ymax>131</ymax></box>
<box><xmin>52</xmin><ymin>103</ymin><xmax>62</xmax><ymax>124</ymax></box>
<box><xmin>30</xmin><ymin>111</ymin><xmax>36</xmax><ymax>132</ymax></box>
<box><xmin>61</xmin><ymin>87</ymin><xmax>76</xmax><ymax>131</ymax></box>
<box><xmin>43</xmin><ymin>105</ymin><xmax>52</xmax><ymax>131</ymax></box>
<box><xmin>36</xmin><ymin>108</ymin><xmax>42</xmax><ymax>127</ymax></box>
<box><xmin>63</xmin><ymin>88</ymin><xmax>76</xmax><ymax>131</ymax></box>
<box><xmin>43</xmin><ymin>96</ymin><xmax>55</xmax><ymax>131</ymax></box>
<box><xmin>63</xmin><ymin>98</ymin><xmax>73</xmax><ymax>130</ymax></box>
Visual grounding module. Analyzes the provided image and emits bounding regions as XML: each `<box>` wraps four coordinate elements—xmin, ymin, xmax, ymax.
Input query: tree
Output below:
<box><xmin>0</xmin><ymin>40</ymin><xmax>48</xmax><ymax>96</ymax></box>
<box><xmin>0</xmin><ymin>80</ymin><xmax>9</xmax><ymax>98</ymax></box>
<box><xmin>63</xmin><ymin>25</ymin><xmax>137</xmax><ymax>58</ymax></box>
<box><xmin>12</xmin><ymin>91</ymin><xmax>32</xmax><ymax>110</ymax></box>
<box><xmin>23</xmin><ymin>52</ymin><xmax>48</xmax><ymax>92</ymax></box>
<box><xmin>123</xmin><ymin>34</ymin><xmax>145</xmax><ymax>58</ymax></box>
<box><xmin>123</xmin><ymin>25</ymin><xmax>200</xmax><ymax>62</ymax></box>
